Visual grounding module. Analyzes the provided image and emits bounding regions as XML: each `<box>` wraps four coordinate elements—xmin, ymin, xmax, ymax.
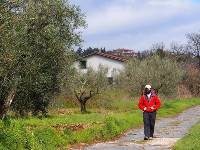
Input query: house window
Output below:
<box><xmin>107</xmin><ymin>77</ymin><xmax>113</xmax><ymax>85</ymax></box>
<box><xmin>80</xmin><ymin>60</ymin><xmax>87</xmax><ymax>69</ymax></box>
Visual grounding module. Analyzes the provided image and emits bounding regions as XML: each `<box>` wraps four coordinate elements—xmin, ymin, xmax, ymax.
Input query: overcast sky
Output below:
<box><xmin>70</xmin><ymin>0</ymin><xmax>200</xmax><ymax>51</ymax></box>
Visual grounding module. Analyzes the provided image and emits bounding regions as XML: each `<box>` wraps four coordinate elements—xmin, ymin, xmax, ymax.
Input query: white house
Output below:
<box><xmin>74</xmin><ymin>52</ymin><xmax>127</xmax><ymax>80</ymax></box>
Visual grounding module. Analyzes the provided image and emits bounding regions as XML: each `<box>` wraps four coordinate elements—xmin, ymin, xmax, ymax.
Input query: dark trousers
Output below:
<box><xmin>143</xmin><ymin>111</ymin><xmax>156</xmax><ymax>137</ymax></box>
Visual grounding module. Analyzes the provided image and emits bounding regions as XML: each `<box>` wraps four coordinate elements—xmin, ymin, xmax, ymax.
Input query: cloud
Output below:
<box><xmin>85</xmin><ymin>0</ymin><xmax>193</xmax><ymax>35</ymax></box>
<box><xmin>83</xmin><ymin>20</ymin><xmax>200</xmax><ymax>51</ymax></box>
<box><xmin>147</xmin><ymin>0</ymin><xmax>190</xmax><ymax>7</ymax></box>
<box><xmin>71</xmin><ymin>0</ymin><xmax>200</xmax><ymax>50</ymax></box>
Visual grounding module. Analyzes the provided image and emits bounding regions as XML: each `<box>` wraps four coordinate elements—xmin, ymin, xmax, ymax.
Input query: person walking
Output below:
<box><xmin>138</xmin><ymin>85</ymin><xmax>161</xmax><ymax>140</ymax></box>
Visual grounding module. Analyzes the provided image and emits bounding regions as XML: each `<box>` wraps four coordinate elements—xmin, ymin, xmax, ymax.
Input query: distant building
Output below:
<box><xmin>74</xmin><ymin>51</ymin><xmax>127</xmax><ymax>83</ymax></box>
<box><xmin>108</xmin><ymin>48</ymin><xmax>137</xmax><ymax>57</ymax></box>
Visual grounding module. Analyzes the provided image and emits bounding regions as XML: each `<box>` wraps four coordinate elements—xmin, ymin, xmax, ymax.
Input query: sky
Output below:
<box><xmin>70</xmin><ymin>0</ymin><xmax>200</xmax><ymax>51</ymax></box>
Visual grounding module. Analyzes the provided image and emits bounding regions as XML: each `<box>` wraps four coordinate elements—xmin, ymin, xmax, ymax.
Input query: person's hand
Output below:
<box><xmin>150</xmin><ymin>106</ymin><xmax>154</xmax><ymax>110</ymax></box>
<box><xmin>144</xmin><ymin>107</ymin><xmax>147</xmax><ymax>111</ymax></box>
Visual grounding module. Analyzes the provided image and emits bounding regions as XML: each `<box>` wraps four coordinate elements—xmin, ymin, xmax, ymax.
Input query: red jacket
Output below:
<box><xmin>138</xmin><ymin>95</ymin><xmax>161</xmax><ymax>112</ymax></box>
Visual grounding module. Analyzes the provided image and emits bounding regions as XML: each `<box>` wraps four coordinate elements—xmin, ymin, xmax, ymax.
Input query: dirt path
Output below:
<box><xmin>73</xmin><ymin>105</ymin><xmax>200</xmax><ymax>150</ymax></box>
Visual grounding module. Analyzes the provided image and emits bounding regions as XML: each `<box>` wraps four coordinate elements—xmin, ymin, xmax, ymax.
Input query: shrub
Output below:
<box><xmin>121</xmin><ymin>55</ymin><xmax>184</xmax><ymax>96</ymax></box>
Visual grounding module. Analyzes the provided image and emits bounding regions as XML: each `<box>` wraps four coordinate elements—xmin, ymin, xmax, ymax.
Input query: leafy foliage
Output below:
<box><xmin>76</xmin><ymin>47</ymin><xmax>106</xmax><ymax>57</ymax></box>
<box><xmin>67</xmin><ymin>66</ymin><xmax>108</xmax><ymax>112</ymax></box>
<box><xmin>0</xmin><ymin>0</ymin><xmax>86</xmax><ymax>117</ymax></box>
<box><xmin>121</xmin><ymin>55</ymin><xmax>184</xmax><ymax>96</ymax></box>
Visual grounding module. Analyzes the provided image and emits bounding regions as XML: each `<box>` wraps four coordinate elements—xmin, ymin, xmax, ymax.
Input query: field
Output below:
<box><xmin>1</xmin><ymin>97</ymin><xmax>200</xmax><ymax>150</ymax></box>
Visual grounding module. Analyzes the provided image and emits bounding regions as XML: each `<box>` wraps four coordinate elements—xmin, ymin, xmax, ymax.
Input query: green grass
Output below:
<box><xmin>157</xmin><ymin>98</ymin><xmax>200</xmax><ymax>117</ymax></box>
<box><xmin>173</xmin><ymin>121</ymin><xmax>200</xmax><ymax>150</ymax></box>
<box><xmin>0</xmin><ymin>97</ymin><xmax>200</xmax><ymax>149</ymax></box>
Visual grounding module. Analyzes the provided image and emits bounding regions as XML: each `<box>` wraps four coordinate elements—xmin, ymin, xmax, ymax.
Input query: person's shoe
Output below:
<box><xmin>149</xmin><ymin>137</ymin><xmax>153</xmax><ymax>140</ymax></box>
<box><xmin>144</xmin><ymin>136</ymin><xmax>149</xmax><ymax>140</ymax></box>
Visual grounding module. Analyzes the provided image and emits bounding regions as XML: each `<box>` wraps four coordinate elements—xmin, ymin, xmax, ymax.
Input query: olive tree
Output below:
<box><xmin>0</xmin><ymin>0</ymin><xmax>22</xmax><ymax>118</ymax></box>
<box><xmin>186</xmin><ymin>32</ymin><xmax>200</xmax><ymax>68</ymax></box>
<box><xmin>68</xmin><ymin>66</ymin><xmax>108</xmax><ymax>113</ymax></box>
<box><xmin>182</xmin><ymin>64</ymin><xmax>200</xmax><ymax>96</ymax></box>
<box><xmin>0</xmin><ymin>0</ymin><xmax>86</xmax><ymax>118</ymax></box>
<box><xmin>121</xmin><ymin>55</ymin><xmax>184</xmax><ymax>96</ymax></box>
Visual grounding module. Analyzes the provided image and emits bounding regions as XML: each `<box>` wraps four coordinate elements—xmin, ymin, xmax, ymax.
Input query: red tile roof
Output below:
<box><xmin>82</xmin><ymin>51</ymin><xmax>128</xmax><ymax>62</ymax></box>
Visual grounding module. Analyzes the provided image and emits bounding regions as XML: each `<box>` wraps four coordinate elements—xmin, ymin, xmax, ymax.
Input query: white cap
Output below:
<box><xmin>145</xmin><ymin>85</ymin><xmax>151</xmax><ymax>89</ymax></box>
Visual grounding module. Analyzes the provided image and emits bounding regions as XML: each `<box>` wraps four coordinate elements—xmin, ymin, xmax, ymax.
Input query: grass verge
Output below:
<box><xmin>173</xmin><ymin>121</ymin><xmax>200</xmax><ymax>150</ymax></box>
<box><xmin>0</xmin><ymin>97</ymin><xmax>200</xmax><ymax>149</ymax></box>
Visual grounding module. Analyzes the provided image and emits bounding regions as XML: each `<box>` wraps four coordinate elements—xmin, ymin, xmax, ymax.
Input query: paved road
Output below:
<box><xmin>73</xmin><ymin>105</ymin><xmax>200</xmax><ymax>150</ymax></box>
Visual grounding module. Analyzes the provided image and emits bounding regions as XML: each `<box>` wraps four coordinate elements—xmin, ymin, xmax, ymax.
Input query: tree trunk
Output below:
<box><xmin>198</xmin><ymin>54</ymin><xmax>200</xmax><ymax>69</ymax></box>
<box><xmin>0</xmin><ymin>89</ymin><xmax>16</xmax><ymax>119</ymax></box>
<box><xmin>80</xmin><ymin>101</ymin><xmax>86</xmax><ymax>113</ymax></box>
<box><xmin>74</xmin><ymin>90</ymin><xmax>95</xmax><ymax>113</ymax></box>
<box><xmin>0</xmin><ymin>101</ymin><xmax>6</xmax><ymax>119</ymax></box>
